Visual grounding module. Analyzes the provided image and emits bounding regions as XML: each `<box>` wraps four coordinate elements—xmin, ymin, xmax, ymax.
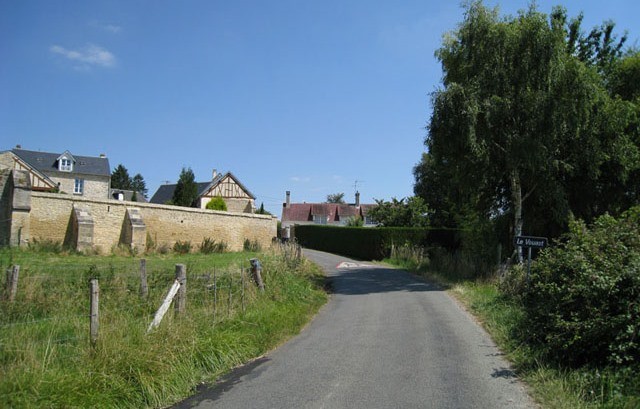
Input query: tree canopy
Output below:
<box><xmin>326</xmin><ymin>193</ymin><xmax>346</xmax><ymax>204</ymax></box>
<box><xmin>172</xmin><ymin>167</ymin><xmax>198</xmax><ymax>207</ymax></box>
<box><xmin>367</xmin><ymin>197</ymin><xmax>430</xmax><ymax>228</ymax></box>
<box><xmin>131</xmin><ymin>174</ymin><xmax>148</xmax><ymax>199</ymax></box>
<box><xmin>415</xmin><ymin>2</ymin><xmax>640</xmax><ymax>262</ymax></box>
<box><xmin>111</xmin><ymin>164</ymin><xmax>132</xmax><ymax>190</ymax></box>
<box><xmin>111</xmin><ymin>165</ymin><xmax>148</xmax><ymax>200</ymax></box>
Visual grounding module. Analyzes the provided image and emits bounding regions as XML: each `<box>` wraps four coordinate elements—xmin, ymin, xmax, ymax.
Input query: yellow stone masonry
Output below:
<box><xmin>29</xmin><ymin>192</ymin><xmax>277</xmax><ymax>253</ymax></box>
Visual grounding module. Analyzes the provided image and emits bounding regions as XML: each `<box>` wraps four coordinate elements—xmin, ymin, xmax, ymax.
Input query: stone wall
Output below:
<box><xmin>15</xmin><ymin>191</ymin><xmax>277</xmax><ymax>253</ymax></box>
<box><xmin>51</xmin><ymin>173</ymin><xmax>110</xmax><ymax>199</ymax></box>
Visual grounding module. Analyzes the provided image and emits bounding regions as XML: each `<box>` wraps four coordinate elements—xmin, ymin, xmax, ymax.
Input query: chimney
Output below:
<box><xmin>99</xmin><ymin>153</ymin><xmax>106</xmax><ymax>158</ymax></box>
<box><xmin>15</xmin><ymin>144</ymin><xmax>22</xmax><ymax>149</ymax></box>
<box><xmin>212</xmin><ymin>169</ymin><xmax>218</xmax><ymax>179</ymax></box>
<box><xmin>355</xmin><ymin>191</ymin><xmax>360</xmax><ymax>207</ymax></box>
<box><xmin>285</xmin><ymin>191</ymin><xmax>291</xmax><ymax>208</ymax></box>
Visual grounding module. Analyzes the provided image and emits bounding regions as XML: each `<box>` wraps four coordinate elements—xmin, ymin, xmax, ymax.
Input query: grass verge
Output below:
<box><xmin>0</xmin><ymin>245</ymin><xmax>327</xmax><ymax>408</ymax></box>
<box><xmin>384</xmin><ymin>257</ymin><xmax>639</xmax><ymax>409</ymax></box>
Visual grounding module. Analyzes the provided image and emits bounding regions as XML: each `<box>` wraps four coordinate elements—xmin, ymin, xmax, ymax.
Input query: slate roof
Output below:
<box><xmin>149</xmin><ymin>182</ymin><xmax>212</xmax><ymax>204</ymax></box>
<box><xmin>12</xmin><ymin>148</ymin><xmax>110</xmax><ymax>177</ymax></box>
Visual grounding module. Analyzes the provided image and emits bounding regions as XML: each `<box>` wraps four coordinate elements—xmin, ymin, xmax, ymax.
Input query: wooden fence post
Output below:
<box><xmin>241</xmin><ymin>267</ymin><xmax>245</xmax><ymax>313</ymax></box>
<box><xmin>213</xmin><ymin>268</ymin><xmax>217</xmax><ymax>320</ymax></box>
<box><xmin>174</xmin><ymin>264</ymin><xmax>186</xmax><ymax>316</ymax></box>
<box><xmin>139</xmin><ymin>259</ymin><xmax>148</xmax><ymax>299</ymax></box>
<box><xmin>147</xmin><ymin>279</ymin><xmax>181</xmax><ymax>333</ymax></box>
<box><xmin>89</xmin><ymin>279</ymin><xmax>99</xmax><ymax>346</ymax></box>
<box><xmin>249</xmin><ymin>258</ymin><xmax>265</xmax><ymax>292</ymax></box>
<box><xmin>5</xmin><ymin>265</ymin><xmax>20</xmax><ymax>302</ymax></box>
<box><xmin>228</xmin><ymin>275</ymin><xmax>233</xmax><ymax>317</ymax></box>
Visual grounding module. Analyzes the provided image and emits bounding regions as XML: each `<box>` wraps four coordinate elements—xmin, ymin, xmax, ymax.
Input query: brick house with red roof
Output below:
<box><xmin>280</xmin><ymin>191</ymin><xmax>377</xmax><ymax>229</ymax></box>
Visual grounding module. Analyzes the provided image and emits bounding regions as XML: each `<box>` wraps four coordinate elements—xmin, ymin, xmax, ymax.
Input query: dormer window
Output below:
<box><xmin>56</xmin><ymin>151</ymin><xmax>76</xmax><ymax>172</ymax></box>
<box><xmin>60</xmin><ymin>158</ymin><xmax>73</xmax><ymax>172</ymax></box>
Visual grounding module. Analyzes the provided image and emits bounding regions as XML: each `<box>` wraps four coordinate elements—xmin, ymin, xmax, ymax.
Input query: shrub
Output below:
<box><xmin>145</xmin><ymin>233</ymin><xmax>156</xmax><ymax>253</ymax></box>
<box><xmin>172</xmin><ymin>240</ymin><xmax>192</xmax><ymax>254</ymax></box>
<box><xmin>243</xmin><ymin>238</ymin><xmax>261</xmax><ymax>252</ymax></box>
<box><xmin>389</xmin><ymin>243</ymin><xmax>428</xmax><ymax>270</ymax></box>
<box><xmin>27</xmin><ymin>238</ymin><xmax>63</xmax><ymax>254</ymax></box>
<box><xmin>156</xmin><ymin>243</ymin><xmax>171</xmax><ymax>254</ymax></box>
<box><xmin>200</xmin><ymin>237</ymin><xmax>228</xmax><ymax>254</ymax></box>
<box><xmin>206</xmin><ymin>196</ymin><xmax>227</xmax><ymax>211</ymax></box>
<box><xmin>346</xmin><ymin>217</ymin><xmax>364</xmax><ymax>227</ymax></box>
<box><xmin>522</xmin><ymin>206</ymin><xmax>640</xmax><ymax>368</ymax></box>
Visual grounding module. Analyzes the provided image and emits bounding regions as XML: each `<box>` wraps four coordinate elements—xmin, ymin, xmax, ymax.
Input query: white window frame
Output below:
<box><xmin>74</xmin><ymin>178</ymin><xmax>84</xmax><ymax>195</ymax></box>
<box><xmin>59</xmin><ymin>157</ymin><xmax>73</xmax><ymax>172</ymax></box>
<box><xmin>364</xmin><ymin>216</ymin><xmax>377</xmax><ymax>225</ymax></box>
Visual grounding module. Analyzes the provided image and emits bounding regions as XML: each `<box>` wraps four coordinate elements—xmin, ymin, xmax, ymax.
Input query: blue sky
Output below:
<box><xmin>2</xmin><ymin>1</ymin><xmax>638</xmax><ymax>216</ymax></box>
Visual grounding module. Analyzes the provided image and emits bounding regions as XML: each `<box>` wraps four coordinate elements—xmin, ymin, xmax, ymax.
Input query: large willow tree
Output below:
<box><xmin>416</xmin><ymin>2</ymin><xmax>639</xmax><ymax>262</ymax></box>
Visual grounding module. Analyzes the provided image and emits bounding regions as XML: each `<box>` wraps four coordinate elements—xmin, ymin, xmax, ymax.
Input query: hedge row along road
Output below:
<box><xmin>174</xmin><ymin>249</ymin><xmax>536</xmax><ymax>409</ymax></box>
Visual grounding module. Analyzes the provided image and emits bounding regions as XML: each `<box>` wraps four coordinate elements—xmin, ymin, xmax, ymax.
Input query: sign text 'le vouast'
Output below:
<box><xmin>514</xmin><ymin>236</ymin><xmax>548</xmax><ymax>248</ymax></box>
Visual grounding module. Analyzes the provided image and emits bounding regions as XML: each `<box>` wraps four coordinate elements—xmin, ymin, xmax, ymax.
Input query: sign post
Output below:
<box><xmin>513</xmin><ymin>235</ymin><xmax>548</xmax><ymax>287</ymax></box>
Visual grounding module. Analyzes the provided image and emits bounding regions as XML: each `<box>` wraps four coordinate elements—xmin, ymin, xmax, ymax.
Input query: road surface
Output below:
<box><xmin>174</xmin><ymin>249</ymin><xmax>536</xmax><ymax>409</ymax></box>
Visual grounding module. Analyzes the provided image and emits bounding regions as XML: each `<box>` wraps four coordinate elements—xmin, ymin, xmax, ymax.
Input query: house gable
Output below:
<box><xmin>200</xmin><ymin>173</ymin><xmax>256</xmax><ymax>200</ymax></box>
<box><xmin>9</xmin><ymin>153</ymin><xmax>57</xmax><ymax>191</ymax></box>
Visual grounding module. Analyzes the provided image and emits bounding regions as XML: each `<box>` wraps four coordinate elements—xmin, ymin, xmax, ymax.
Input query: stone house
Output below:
<box><xmin>0</xmin><ymin>147</ymin><xmax>111</xmax><ymax>200</ymax></box>
<box><xmin>280</xmin><ymin>191</ymin><xmax>377</xmax><ymax>229</ymax></box>
<box><xmin>149</xmin><ymin>170</ymin><xmax>256</xmax><ymax>213</ymax></box>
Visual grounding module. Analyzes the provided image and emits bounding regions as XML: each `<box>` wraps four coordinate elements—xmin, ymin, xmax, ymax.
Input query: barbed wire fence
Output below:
<box><xmin>0</xmin><ymin>256</ymin><xmax>272</xmax><ymax>350</ymax></box>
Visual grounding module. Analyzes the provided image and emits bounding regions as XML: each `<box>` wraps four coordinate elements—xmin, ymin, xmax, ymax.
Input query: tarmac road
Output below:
<box><xmin>174</xmin><ymin>249</ymin><xmax>537</xmax><ymax>409</ymax></box>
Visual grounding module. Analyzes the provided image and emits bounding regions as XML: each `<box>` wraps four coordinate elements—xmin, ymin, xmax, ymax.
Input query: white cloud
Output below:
<box><xmin>290</xmin><ymin>176</ymin><xmax>311</xmax><ymax>183</ymax></box>
<box><xmin>50</xmin><ymin>44</ymin><xmax>116</xmax><ymax>69</ymax></box>
<box><xmin>89</xmin><ymin>21</ymin><xmax>122</xmax><ymax>34</ymax></box>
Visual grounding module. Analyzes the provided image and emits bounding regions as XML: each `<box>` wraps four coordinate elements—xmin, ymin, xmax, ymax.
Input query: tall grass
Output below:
<box><xmin>0</xmin><ymin>243</ymin><xmax>327</xmax><ymax>408</ymax></box>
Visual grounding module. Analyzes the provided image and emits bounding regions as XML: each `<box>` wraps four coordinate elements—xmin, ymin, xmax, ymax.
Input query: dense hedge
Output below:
<box><xmin>293</xmin><ymin>225</ymin><xmax>460</xmax><ymax>260</ymax></box>
<box><xmin>523</xmin><ymin>206</ymin><xmax>640</xmax><ymax>368</ymax></box>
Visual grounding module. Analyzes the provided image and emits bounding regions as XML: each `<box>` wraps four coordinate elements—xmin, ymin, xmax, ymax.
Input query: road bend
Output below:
<box><xmin>174</xmin><ymin>249</ymin><xmax>537</xmax><ymax>409</ymax></box>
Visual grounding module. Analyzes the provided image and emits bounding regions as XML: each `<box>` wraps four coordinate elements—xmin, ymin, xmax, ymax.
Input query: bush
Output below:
<box><xmin>172</xmin><ymin>240</ymin><xmax>192</xmax><ymax>254</ymax></box>
<box><xmin>27</xmin><ymin>239</ymin><xmax>63</xmax><ymax>254</ymax></box>
<box><xmin>523</xmin><ymin>206</ymin><xmax>640</xmax><ymax>368</ymax></box>
<box><xmin>200</xmin><ymin>237</ymin><xmax>227</xmax><ymax>254</ymax></box>
<box><xmin>243</xmin><ymin>239</ymin><xmax>261</xmax><ymax>252</ymax></box>
<box><xmin>206</xmin><ymin>196</ymin><xmax>227</xmax><ymax>211</ymax></box>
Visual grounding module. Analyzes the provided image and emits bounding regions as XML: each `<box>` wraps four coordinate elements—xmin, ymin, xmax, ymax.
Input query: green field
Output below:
<box><xmin>0</xmin><ymin>245</ymin><xmax>327</xmax><ymax>408</ymax></box>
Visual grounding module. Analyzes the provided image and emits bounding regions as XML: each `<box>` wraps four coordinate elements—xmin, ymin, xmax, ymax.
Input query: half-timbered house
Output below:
<box><xmin>149</xmin><ymin>170</ymin><xmax>256</xmax><ymax>213</ymax></box>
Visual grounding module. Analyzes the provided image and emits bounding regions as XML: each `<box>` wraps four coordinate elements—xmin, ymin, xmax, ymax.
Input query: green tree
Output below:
<box><xmin>609</xmin><ymin>50</ymin><xmax>640</xmax><ymax>100</ymax></box>
<box><xmin>131</xmin><ymin>173</ymin><xmax>148</xmax><ymax>199</ymax></box>
<box><xmin>326</xmin><ymin>193</ymin><xmax>345</xmax><ymax>204</ymax></box>
<box><xmin>417</xmin><ymin>2</ymin><xmax>639</xmax><ymax>262</ymax></box>
<box><xmin>367</xmin><ymin>197</ymin><xmax>430</xmax><ymax>227</ymax></box>
<box><xmin>256</xmin><ymin>202</ymin><xmax>272</xmax><ymax>215</ymax></box>
<box><xmin>111</xmin><ymin>164</ymin><xmax>131</xmax><ymax>190</ymax></box>
<box><xmin>172</xmin><ymin>167</ymin><xmax>198</xmax><ymax>207</ymax></box>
